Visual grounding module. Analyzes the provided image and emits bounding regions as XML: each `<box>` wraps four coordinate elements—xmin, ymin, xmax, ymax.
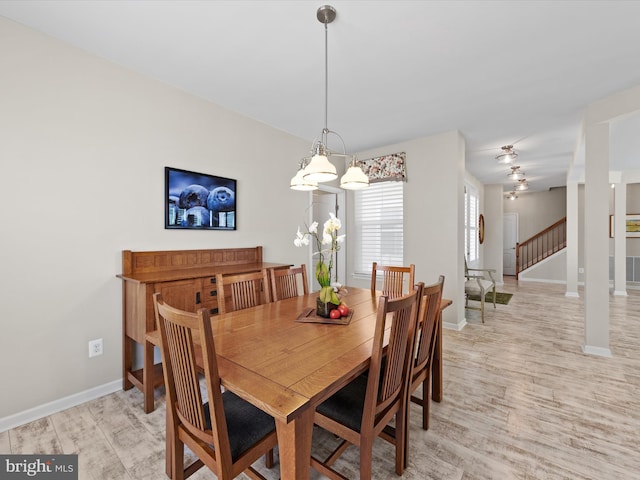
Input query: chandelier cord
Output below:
<box><xmin>323</xmin><ymin>20</ymin><xmax>329</xmax><ymax>147</ymax></box>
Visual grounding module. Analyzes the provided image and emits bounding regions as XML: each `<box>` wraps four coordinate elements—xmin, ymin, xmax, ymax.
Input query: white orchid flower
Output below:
<box><xmin>293</xmin><ymin>214</ymin><xmax>346</xmax><ymax>293</ymax></box>
<box><xmin>294</xmin><ymin>227</ymin><xmax>310</xmax><ymax>247</ymax></box>
<box><xmin>328</xmin><ymin>212</ymin><xmax>341</xmax><ymax>231</ymax></box>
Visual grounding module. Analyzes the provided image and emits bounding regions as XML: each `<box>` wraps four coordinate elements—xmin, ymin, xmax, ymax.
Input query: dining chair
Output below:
<box><xmin>408</xmin><ymin>275</ymin><xmax>445</xmax><ymax>431</ymax></box>
<box><xmin>152</xmin><ymin>293</ymin><xmax>278</xmax><ymax>480</ymax></box>
<box><xmin>370</xmin><ymin>262</ymin><xmax>415</xmax><ymax>298</ymax></box>
<box><xmin>310</xmin><ymin>284</ymin><xmax>423</xmax><ymax>480</ymax></box>
<box><xmin>464</xmin><ymin>257</ymin><xmax>496</xmax><ymax>323</ymax></box>
<box><xmin>270</xmin><ymin>264</ymin><xmax>308</xmax><ymax>301</ymax></box>
<box><xmin>216</xmin><ymin>269</ymin><xmax>271</xmax><ymax>314</ymax></box>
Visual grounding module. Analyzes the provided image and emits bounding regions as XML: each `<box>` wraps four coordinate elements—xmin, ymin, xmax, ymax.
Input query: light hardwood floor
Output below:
<box><xmin>2</xmin><ymin>279</ymin><xmax>639</xmax><ymax>479</ymax></box>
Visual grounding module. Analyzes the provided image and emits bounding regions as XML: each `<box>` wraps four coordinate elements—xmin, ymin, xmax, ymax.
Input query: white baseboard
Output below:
<box><xmin>582</xmin><ymin>345</ymin><xmax>612</xmax><ymax>358</ymax></box>
<box><xmin>0</xmin><ymin>380</ymin><xmax>121</xmax><ymax>433</ymax></box>
<box><xmin>518</xmin><ymin>277</ymin><xmax>567</xmax><ymax>285</ymax></box>
<box><xmin>444</xmin><ymin>319</ymin><xmax>467</xmax><ymax>331</ymax></box>
<box><xmin>565</xmin><ymin>291</ymin><xmax>580</xmax><ymax>298</ymax></box>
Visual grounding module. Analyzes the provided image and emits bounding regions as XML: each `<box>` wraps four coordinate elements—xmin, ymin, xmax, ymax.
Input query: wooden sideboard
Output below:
<box><xmin>117</xmin><ymin>246</ymin><xmax>289</xmax><ymax>412</ymax></box>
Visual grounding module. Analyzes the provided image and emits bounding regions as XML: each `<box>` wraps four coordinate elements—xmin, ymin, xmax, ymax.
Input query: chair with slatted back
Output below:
<box><xmin>310</xmin><ymin>284</ymin><xmax>423</xmax><ymax>480</ymax></box>
<box><xmin>380</xmin><ymin>277</ymin><xmax>445</xmax><ymax>471</ymax></box>
<box><xmin>408</xmin><ymin>275</ymin><xmax>445</xmax><ymax>433</ymax></box>
<box><xmin>216</xmin><ymin>269</ymin><xmax>271</xmax><ymax>315</ymax></box>
<box><xmin>270</xmin><ymin>265</ymin><xmax>308</xmax><ymax>301</ymax></box>
<box><xmin>153</xmin><ymin>293</ymin><xmax>278</xmax><ymax>480</ymax></box>
<box><xmin>371</xmin><ymin>262</ymin><xmax>416</xmax><ymax>298</ymax></box>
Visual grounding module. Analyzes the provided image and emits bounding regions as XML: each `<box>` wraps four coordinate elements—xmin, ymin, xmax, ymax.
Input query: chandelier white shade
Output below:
<box><xmin>515</xmin><ymin>179</ymin><xmax>529</xmax><ymax>191</ymax></box>
<box><xmin>290</xmin><ymin>166</ymin><xmax>318</xmax><ymax>191</ymax></box>
<box><xmin>340</xmin><ymin>159</ymin><xmax>370</xmax><ymax>190</ymax></box>
<box><xmin>496</xmin><ymin>145</ymin><xmax>518</xmax><ymax>164</ymax></box>
<box><xmin>292</xmin><ymin>5</ymin><xmax>368</xmax><ymax>191</ymax></box>
<box><xmin>302</xmin><ymin>144</ymin><xmax>337</xmax><ymax>183</ymax></box>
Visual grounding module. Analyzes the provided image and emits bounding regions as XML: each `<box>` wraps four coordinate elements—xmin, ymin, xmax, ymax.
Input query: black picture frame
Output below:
<box><xmin>165</xmin><ymin>167</ymin><xmax>236</xmax><ymax>230</ymax></box>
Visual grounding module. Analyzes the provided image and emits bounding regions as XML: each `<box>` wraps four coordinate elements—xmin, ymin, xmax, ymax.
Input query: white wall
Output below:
<box><xmin>504</xmin><ymin>187</ymin><xmax>567</xmax><ymax>241</ymax></box>
<box><xmin>345</xmin><ymin>132</ymin><xmax>467</xmax><ymax>329</ymax></box>
<box><xmin>483</xmin><ymin>184</ymin><xmax>504</xmax><ymax>284</ymax></box>
<box><xmin>0</xmin><ymin>17</ymin><xmax>312</xmax><ymax>420</ymax></box>
<box><xmin>609</xmin><ymin>183</ymin><xmax>640</xmax><ymax>256</ymax></box>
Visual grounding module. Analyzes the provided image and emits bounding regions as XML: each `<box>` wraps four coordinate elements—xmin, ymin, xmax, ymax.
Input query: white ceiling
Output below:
<box><xmin>2</xmin><ymin>0</ymin><xmax>640</xmax><ymax>193</ymax></box>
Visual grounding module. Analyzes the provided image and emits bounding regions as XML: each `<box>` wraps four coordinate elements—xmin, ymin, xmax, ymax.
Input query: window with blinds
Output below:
<box><xmin>464</xmin><ymin>184</ymin><xmax>479</xmax><ymax>263</ymax></box>
<box><xmin>354</xmin><ymin>181</ymin><xmax>404</xmax><ymax>275</ymax></box>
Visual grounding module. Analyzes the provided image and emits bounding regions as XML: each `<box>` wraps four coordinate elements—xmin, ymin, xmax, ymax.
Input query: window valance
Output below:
<box><xmin>358</xmin><ymin>152</ymin><xmax>406</xmax><ymax>182</ymax></box>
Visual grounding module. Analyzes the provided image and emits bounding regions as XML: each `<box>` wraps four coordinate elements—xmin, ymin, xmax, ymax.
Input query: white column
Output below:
<box><xmin>613</xmin><ymin>180</ymin><xmax>627</xmax><ymax>296</ymax></box>
<box><xmin>565</xmin><ymin>180</ymin><xmax>579</xmax><ymax>297</ymax></box>
<box><xmin>583</xmin><ymin>122</ymin><xmax>611</xmax><ymax>357</ymax></box>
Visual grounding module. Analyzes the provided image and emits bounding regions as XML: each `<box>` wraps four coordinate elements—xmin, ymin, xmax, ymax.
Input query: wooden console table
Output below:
<box><xmin>117</xmin><ymin>246</ymin><xmax>288</xmax><ymax>412</ymax></box>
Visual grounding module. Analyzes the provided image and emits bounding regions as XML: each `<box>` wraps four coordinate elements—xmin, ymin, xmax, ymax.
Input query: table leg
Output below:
<box><xmin>143</xmin><ymin>340</ymin><xmax>155</xmax><ymax>413</ymax></box>
<box><xmin>275</xmin><ymin>407</ymin><xmax>314</xmax><ymax>480</ymax></box>
<box><xmin>431</xmin><ymin>312</ymin><xmax>443</xmax><ymax>402</ymax></box>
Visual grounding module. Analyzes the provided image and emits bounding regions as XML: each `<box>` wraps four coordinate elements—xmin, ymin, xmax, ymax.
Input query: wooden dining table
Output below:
<box><xmin>148</xmin><ymin>286</ymin><xmax>451</xmax><ymax>480</ymax></box>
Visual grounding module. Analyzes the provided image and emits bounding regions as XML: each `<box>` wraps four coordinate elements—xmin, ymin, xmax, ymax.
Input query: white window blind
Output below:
<box><xmin>354</xmin><ymin>181</ymin><xmax>404</xmax><ymax>275</ymax></box>
<box><xmin>464</xmin><ymin>184</ymin><xmax>479</xmax><ymax>263</ymax></box>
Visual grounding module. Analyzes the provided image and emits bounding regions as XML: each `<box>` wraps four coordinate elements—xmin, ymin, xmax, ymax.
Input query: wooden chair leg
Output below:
<box><xmin>173</xmin><ymin>436</ymin><xmax>185</xmax><ymax>480</ymax></box>
<box><xmin>423</xmin><ymin>377</ymin><xmax>431</xmax><ymax>430</ymax></box>
<box><xmin>359</xmin><ymin>438</ymin><xmax>374</xmax><ymax>480</ymax></box>
<box><xmin>265</xmin><ymin>449</ymin><xmax>274</xmax><ymax>469</ymax></box>
<box><xmin>395</xmin><ymin>409</ymin><xmax>407</xmax><ymax>476</ymax></box>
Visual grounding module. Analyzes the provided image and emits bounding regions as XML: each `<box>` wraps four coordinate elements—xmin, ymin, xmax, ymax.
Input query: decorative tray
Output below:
<box><xmin>295</xmin><ymin>308</ymin><xmax>353</xmax><ymax>325</ymax></box>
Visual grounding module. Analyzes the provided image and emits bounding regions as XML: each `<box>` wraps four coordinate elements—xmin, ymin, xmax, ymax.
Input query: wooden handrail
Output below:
<box><xmin>516</xmin><ymin>217</ymin><xmax>566</xmax><ymax>279</ymax></box>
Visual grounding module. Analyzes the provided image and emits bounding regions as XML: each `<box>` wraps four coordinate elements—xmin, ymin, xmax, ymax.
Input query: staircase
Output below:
<box><xmin>516</xmin><ymin>217</ymin><xmax>566</xmax><ymax>279</ymax></box>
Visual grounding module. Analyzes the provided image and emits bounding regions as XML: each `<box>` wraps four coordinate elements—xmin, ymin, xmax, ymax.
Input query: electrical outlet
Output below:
<box><xmin>88</xmin><ymin>338</ymin><xmax>103</xmax><ymax>358</ymax></box>
<box><xmin>578</xmin><ymin>267</ymin><xmax>584</xmax><ymax>274</ymax></box>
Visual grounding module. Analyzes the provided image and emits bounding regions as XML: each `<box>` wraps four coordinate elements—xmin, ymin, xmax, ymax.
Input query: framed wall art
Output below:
<box><xmin>165</xmin><ymin>167</ymin><xmax>236</xmax><ymax>230</ymax></box>
<box><xmin>609</xmin><ymin>214</ymin><xmax>640</xmax><ymax>238</ymax></box>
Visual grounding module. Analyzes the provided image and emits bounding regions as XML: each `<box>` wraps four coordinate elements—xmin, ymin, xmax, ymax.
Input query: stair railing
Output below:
<box><xmin>516</xmin><ymin>217</ymin><xmax>567</xmax><ymax>279</ymax></box>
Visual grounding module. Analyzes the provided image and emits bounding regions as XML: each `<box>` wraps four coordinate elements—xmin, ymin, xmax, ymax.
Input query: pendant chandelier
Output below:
<box><xmin>515</xmin><ymin>179</ymin><xmax>529</xmax><ymax>191</ymax></box>
<box><xmin>506</xmin><ymin>191</ymin><xmax>518</xmax><ymax>200</ymax></box>
<box><xmin>507</xmin><ymin>165</ymin><xmax>525</xmax><ymax>180</ymax></box>
<box><xmin>290</xmin><ymin>5</ymin><xmax>369</xmax><ymax>191</ymax></box>
<box><xmin>496</xmin><ymin>145</ymin><xmax>518</xmax><ymax>164</ymax></box>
